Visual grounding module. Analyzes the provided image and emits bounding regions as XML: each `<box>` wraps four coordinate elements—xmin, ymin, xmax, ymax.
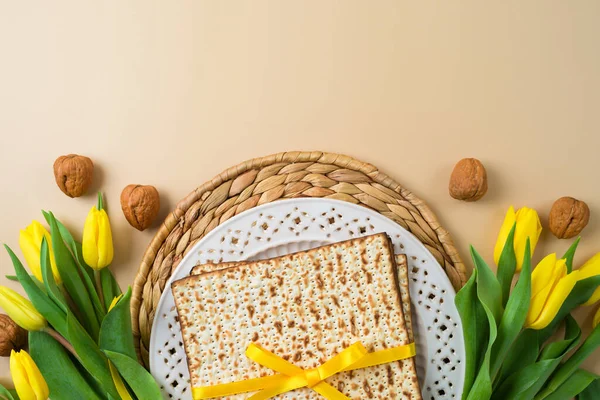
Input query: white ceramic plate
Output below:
<box><xmin>150</xmin><ymin>198</ymin><xmax>464</xmax><ymax>399</ymax></box>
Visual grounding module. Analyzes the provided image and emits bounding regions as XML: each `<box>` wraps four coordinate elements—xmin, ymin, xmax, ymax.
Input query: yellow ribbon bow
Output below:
<box><xmin>193</xmin><ymin>341</ymin><xmax>416</xmax><ymax>400</ymax></box>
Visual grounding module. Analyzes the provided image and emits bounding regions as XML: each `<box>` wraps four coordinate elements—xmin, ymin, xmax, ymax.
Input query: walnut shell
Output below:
<box><xmin>120</xmin><ymin>184</ymin><xmax>160</xmax><ymax>231</ymax></box>
<box><xmin>53</xmin><ymin>154</ymin><xmax>94</xmax><ymax>197</ymax></box>
<box><xmin>449</xmin><ymin>158</ymin><xmax>488</xmax><ymax>201</ymax></box>
<box><xmin>549</xmin><ymin>196</ymin><xmax>590</xmax><ymax>239</ymax></box>
<box><xmin>0</xmin><ymin>314</ymin><xmax>27</xmax><ymax>357</ymax></box>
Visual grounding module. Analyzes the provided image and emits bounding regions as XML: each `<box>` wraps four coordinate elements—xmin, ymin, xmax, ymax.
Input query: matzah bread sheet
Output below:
<box><xmin>191</xmin><ymin>254</ymin><xmax>415</xmax><ymax>342</ymax></box>
<box><xmin>172</xmin><ymin>234</ymin><xmax>421</xmax><ymax>399</ymax></box>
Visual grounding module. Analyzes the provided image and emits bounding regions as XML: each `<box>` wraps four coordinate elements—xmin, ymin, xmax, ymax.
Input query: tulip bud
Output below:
<box><xmin>10</xmin><ymin>349</ymin><xmax>49</xmax><ymax>400</ymax></box>
<box><xmin>82</xmin><ymin>206</ymin><xmax>114</xmax><ymax>270</ymax></box>
<box><xmin>0</xmin><ymin>287</ymin><xmax>47</xmax><ymax>332</ymax></box>
<box><xmin>18</xmin><ymin>221</ymin><xmax>61</xmax><ymax>284</ymax></box>
<box><xmin>525</xmin><ymin>254</ymin><xmax>567</xmax><ymax>329</ymax></box>
<box><xmin>494</xmin><ymin>206</ymin><xmax>542</xmax><ymax>272</ymax></box>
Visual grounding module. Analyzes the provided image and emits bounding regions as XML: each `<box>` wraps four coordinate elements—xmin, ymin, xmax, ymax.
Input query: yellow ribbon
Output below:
<box><xmin>193</xmin><ymin>341</ymin><xmax>416</xmax><ymax>400</ymax></box>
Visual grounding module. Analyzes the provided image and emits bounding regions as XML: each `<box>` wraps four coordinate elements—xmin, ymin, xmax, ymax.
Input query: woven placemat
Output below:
<box><xmin>131</xmin><ymin>151</ymin><xmax>467</xmax><ymax>366</ymax></box>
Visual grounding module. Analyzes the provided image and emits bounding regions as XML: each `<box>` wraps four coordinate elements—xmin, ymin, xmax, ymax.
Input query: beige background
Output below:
<box><xmin>1</xmin><ymin>0</ymin><xmax>599</xmax><ymax>388</ymax></box>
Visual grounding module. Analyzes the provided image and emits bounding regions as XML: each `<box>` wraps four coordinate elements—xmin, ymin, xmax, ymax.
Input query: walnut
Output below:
<box><xmin>0</xmin><ymin>314</ymin><xmax>27</xmax><ymax>357</ymax></box>
<box><xmin>449</xmin><ymin>158</ymin><xmax>488</xmax><ymax>201</ymax></box>
<box><xmin>120</xmin><ymin>184</ymin><xmax>160</xmax><ymax>231</ymax></box>
<box><xmin>53</xmin><ymin>154</ymin><xmax>94</xmax><ymax>197</ymax></box>
<box><xmin>549</xmin><ymin>197</ymin><xmax>590</xmax><ymax>239</ymax></box>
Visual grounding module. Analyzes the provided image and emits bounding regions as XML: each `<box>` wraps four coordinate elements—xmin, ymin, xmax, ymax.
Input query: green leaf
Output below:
<box><xmin>4</xmin><ymin>245</ymin><xmax>68</xmax><ymax>337</ymax></box>
<box><xmin>71</xmin><ymin>348</ymin><xmax>113</xmax><ymax>400</ymax></box>
<box><xmin>67</xmin><ymin>312</ymin><xmax>120</xmax><ymax>399</ymax></box>
<box><xmin>543</xmin><ymin>369</ymin><xmax>599</xmax><ymax>400</ymax></box>
<box><xmin>100</xmin><ymin>268</ymin><xmax>122</xmax><ymax>311</ymax></box>
<box><xmin>0</xmin><ymin>383</ymin><xmax>15</xmax><ymax>400</ymax></box>
<box><xmin>104</xmin><ymin>351</ymin><xmax>162</xmax><ymax>400</ymax></box>
<box><xmin>471</xmin><ymin>246</ymin><xmax>503</xmax><ymax>322</ymax></box>
<box><xmin>6</xmin><ymin>274</ymin><xmax>45</xmax><ymax>292</ymax></box>
<box><xmin>29</xmin><ymin>330</ymin><xmax>105</xmax><ymax>400</ymax></box>
<box><xmin>99</xmin><ymin>287</ymin><xmax>137</xmax><ymax>360</ymax></box>
<box><xmin>77</xmin><ymin>241</ymin><xmax>97</xmax><ymax>284</ymax></box>
<box><xmin>494</xmin><ymin>315</ymin><xmax>580</xmax><ymax>400</ymax></box>
<box><xmin>539</xmin><ymin>322</ymin><xmax>600</xmax><ymax>398</ymax></box>
<box><xmin>495</xmin><ymin>329</ymin><xmax>540</xmax><ymax>389</ymax></box>
<box><xmin>79</xmin><ymin>265</ymin><xmax>106</xmax><ymax>323</ymax></box>
<box><xmin>455</xmin><ymin>269</ymin><xmax>489</xmax><ymax>399</ymax></box>
<box><xmin>578</xmin><ymin>377</ymin><xmax>600</xmax><ymax>400</ymax></box>
<box><xmin>539</xmin><ymin>314</ymin><xmax>582</xmax><ymax>361</ymax></box>
<box><xmin>539</xmin><ymin>275</ymin><xmax>600</xmax><ymax>344</ymax></box>
<box><xmin>496</xmin><ymin>224</ymin><xmax>517</xmax><ymax>307</ymax></box>
<box><xmin>466</xmin><ymin>246</ymin><xmax>502</xmax><ymax>400</ymax></box>
<box><xmin>42</xmin><ymin>211</ymin><xmax>83</xmax><ymax>266</ymax></box>
<box><xmin>562</xmin><ymin>237</ymin><xmax>581</xmax><ymax>273</ymax></box>
<box><xmin>40</xmin><ymin>238</ymin><xmax>68</xmax><ymax>313</ymax></box>
<box><xmin>47</xmin><ymin>212</ymin><xmax>100</xmax><ymax>339</ymax></box>
<box><xmin>494</xmin><ymin>359</ymin><xmax>563</xmax><ymax>400</ymax></box>
<box><xmin>490</xmin><ymin>239</ymin><xmax>532</xmax><ymax>379</ymax></box>
<box><xmin>42</xmin><ymin>211</ymin><xmax>107</xmax><ymax>323</ymax></box>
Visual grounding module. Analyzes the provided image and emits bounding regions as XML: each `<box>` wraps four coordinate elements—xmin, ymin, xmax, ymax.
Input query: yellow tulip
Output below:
<box><xmin>82</xmin><ymin>206</ymin><xmax>114</xmax><ymax>270</ymax></box>
<box><xmin>494</xmin><ymin>206</ymin><xmax>542</xmax><ymax>272</ymax></box>
<box><xmin>0</xmin><ymin>287</ymin><xmax>47</xmax><ymax>331</ymax></box>
<box><xmin>525</xmin><ymin>254</ymin><xmax>569</xmax><ymax>329</ymax></box>
<box><xmin>10</xmin><ymin>350</ymin><xmax>49</xmax><ymax>400</ymax></box>
<box><xmin>19</xmin><ymin>221</ymin><xmax>61</xmax><ymax>284</ymax></box>
<box><xmin>579</xmin><ymin>253</ymin><xmax>600</xmax><ymax>306</ymax></box>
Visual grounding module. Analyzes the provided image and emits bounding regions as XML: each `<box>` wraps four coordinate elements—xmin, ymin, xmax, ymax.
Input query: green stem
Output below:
<box><xmin>94</xmin><ymin>270</ymin><xmax>105</xmax><ymax>308</ymax></box>
<box><xmin>43</xmin><ymin>327</ymin><xmax>78</xmax><ymax>359</ymax></box>
<box><xmin>97</xmin><ymin>192</ymin><xmax>104</xmax><ymax>210</ymax></box>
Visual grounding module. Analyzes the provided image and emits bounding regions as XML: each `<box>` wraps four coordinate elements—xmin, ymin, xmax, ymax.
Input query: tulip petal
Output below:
<box><xmin>494</xmin><ymin>206</ymin><xmax>516</xmax><ymax>266</ymax></box>
<box><xmin>578</xmin><ymin>253</ymin><xmax>600</xmax><ymax>280</ymax></box>
<box><xmin>5</xmin><ymin>245</ymin><xmax>66</xmax><ymax>336</ymax></box>
<box><xmin>0</xmin><ymin>286</ymin><xmax>47</xmax><ymax>331</ymax></box>
<box><xmin>96</xmin><ymin>210</ymin><xmax>114</xmax><ymax>269</ymax></box>
<box><xmin>526</xmin><ymin>284</ymin><xmax>554</xmax><ymax>327</ymax></box>
<box><xmin>582</xmin><ymin>286</ymin><xmax>600</xmax><ymax>307</ymax></box>
<box><xmin>20</xmin><ymin>221</ymin><xmax>61</xmax><ymax>285</ymax></box>
<box><xmin>109</xmin><ymin>361</ymin><xmax>133</xmax><ymax>400</ymax></box>
<box><xmin>514</xmin><ymin>207</ymin><xmax>542</xmax><ymax>272</ymax></box>
<box><xmin>82</xmin><ymin>208</ymin><xmax>100</xmax><ymax>268</ymax></box>
<box><xmin>578</xmin><ymin>254</ymin><xmax>600</xmax><ymax>306</ymax></box>
<box><xmin>531</xmin><ymin>254</ymin><xmax>558</xmax><ymax>298</ymax></box>
<box><xmin>527</xmin><ymin>257</ymin><xmax>566</xmax><ymax>327</ymax></box>
<box><xmin>19</xmin><ymin>231</ymin><xmax>43</xmax><ymax>282</ymax></box>
<box><xmin>11</xmin><ymin>351</ymin><xmax>37</xmax><ymax>400</ymax></box>
<box><xmin>108</xmin><ymin>294</ymin><xmax>123</xmax><ymax>312</ymax></box>
<box><xmin>19</xmin><ymin>351</ymin><xmax>50</xmax><ymax>400</ymax></box>
<box><xmin>528</xmin><ymin>271</ymin><xmax>580</xmax><ymax>330</ymax></box>
<box><xmin>11</xmin><ymin>350</ymin><xmax>48</xmax><ymax>400</ymax></box>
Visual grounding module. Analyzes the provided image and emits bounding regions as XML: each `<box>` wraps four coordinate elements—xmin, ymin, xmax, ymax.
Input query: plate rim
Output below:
<box><xmin>149</xmin><ymin>197</ymin><xmax>461</xmax><ymax>395</ymax></box>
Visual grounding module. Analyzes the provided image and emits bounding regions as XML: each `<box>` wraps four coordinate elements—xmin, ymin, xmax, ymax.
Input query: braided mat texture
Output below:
<box><xmin>131</xmin><ymin>151</ymin><xmax>467</xmax><ymax>366</ymax></box>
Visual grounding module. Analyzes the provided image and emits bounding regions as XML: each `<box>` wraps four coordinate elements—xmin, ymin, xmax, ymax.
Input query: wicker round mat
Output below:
<box><xmin>131</xmin><ymin>151</ymin><xmax>467</xmax><ymax>366</ymax></box>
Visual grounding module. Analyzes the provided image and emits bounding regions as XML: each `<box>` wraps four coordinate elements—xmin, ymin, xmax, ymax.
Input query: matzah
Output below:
<box><xmin>172</xmin><ymin>233</ymin><xmax>421</xmax><ymax>399</ymax></box>
<box><xmin>190</xmin><ymin>254</ymin><xmax>415</xmax><ymax>342</ymax></box>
